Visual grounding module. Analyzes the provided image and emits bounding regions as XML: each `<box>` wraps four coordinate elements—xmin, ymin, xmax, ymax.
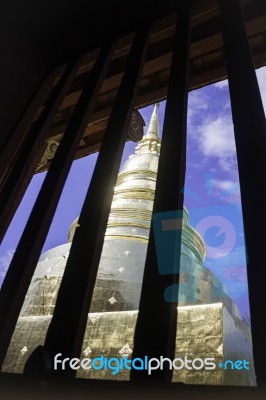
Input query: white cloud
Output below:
<box><xmin>212</xmin><ymin>68</ymin><xmax>266</xmax><ymax>111</ymax></box>
<box><xmin>209</xmin><ymin>178</ymin><xmax>240</xmax><ymax>193</ymax></box>
<box><xmin>198</xmin><ymin>116</ymin><xmax>235</xmax><ymax>156</ymax></box>
<box><xmin>206</xmin><ymin>246</ymin><xmax>247</xmax><ymax>281</ymax></box>
<box><xmin>210</xmin><ymin>179</ymin><xmax>234</xmax><ymax>191</ymax></box>
<box><xmin>213</xmin><ymin>80</ymin><xmax>228</xmax><ymax>89</ymax></box>
<box><xmin>0</xmin><ymin>248</ymin><xmax>14</xmax><ymax>283</ymax></box>
<box><xmin>195</xmin><ymin>115</ymin><xmax>237</xmax><ymax>171</ymax></box>
<box><xmin>207</xmin><ymin>178</ymin><xmax>241</xmax><ymax>203</ymax></box>
<box><xmin>187</xmin><ymin>90</ymin><xmax>208</xmax><ymax>124</ymax></box>
<box><xmin>188</xmin><ymin>66</ymin><xmax>266</xmax><ymax>173</ymax></box>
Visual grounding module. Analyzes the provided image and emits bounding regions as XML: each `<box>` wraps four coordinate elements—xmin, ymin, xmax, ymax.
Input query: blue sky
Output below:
<box><xmin>1</xmin><ymin>66</ymin><xmax>266</xmax><ymax>318</ymax></box>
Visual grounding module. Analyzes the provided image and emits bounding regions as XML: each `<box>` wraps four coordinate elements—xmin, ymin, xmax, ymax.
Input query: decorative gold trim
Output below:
<box><xmin>113</xmin><ymin>188</ymin><xmax>155</xmax><ymax>201</ymax></box>
<box><xmin>36</xmin><ymin>136</ymin><xmax>62</xmax><ymax>171</ymax></box>
<box><xmin>107</xmin><ymin>222</ymin><xmax>151</xmax><ymax>230</ymax></box>
<box><xmin>69</xmin><ymin>214</ymin><xmax>205</xmax><ymax>261</ymax></box>
<box><xmin>181</xmin><ymin>238</ymin><xmax>204</xmax><ymax>264</ymax></box>
<box><xmin>183</xmin><ymin>224</ymin><xmax>206</xmax><ymax>260</ymax></box>
<box><xmin>109</xmin><ymin>208</ymin><xmax>152</xmax><ymax>221</ymax></box>
<box><xmin>105</xmin><ymin>235</ymin><xmax>149</xmax><ymax>243</ymax></box>
<box><xmin>116</xmin><ymin>169</ymin><xmax>158</xmax><ymax>185</ymax></box>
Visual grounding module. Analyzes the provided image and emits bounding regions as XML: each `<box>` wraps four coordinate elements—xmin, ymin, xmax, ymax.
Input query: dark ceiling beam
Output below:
<box><xmin>29</xmin><ymin>0</ymin><xmax>266</xmax><ymax>172</ymax></box>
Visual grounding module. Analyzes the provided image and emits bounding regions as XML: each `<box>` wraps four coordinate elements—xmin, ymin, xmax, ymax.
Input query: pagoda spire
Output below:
<box><xmin>145</xmin><ymin>102</ymin><xmax>160</xmax><ymax>139</ymax></box>
<box><xmin>135</xmin><ymin>103</ymin><xmax>161</xmax><ymax>155</ymax></box>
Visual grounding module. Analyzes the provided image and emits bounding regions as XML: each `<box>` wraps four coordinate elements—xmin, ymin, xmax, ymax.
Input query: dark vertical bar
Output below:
<box><xmin>0</xmin><ymin>73</ymin><xmax>53</xmax><ymax>159</ymax></box>
<box><xmin>0</xmin><ymin>45</ymin><xmax>113</xmax><ymax>369</ymax></box>
<box><xmin>131</xmin><ymin>1</ymin><xmax>191</xmax><ymax>382</ymax></box>
<box><xmin>0</xmin><ymin>60</ymin><xmax>79</xmax><ymax>244</ymax></box>
<box><xmin>219</xmin><ymin>0</ymin><xmax>266</xmax><ymax>387</ymax></box>
<box><xmin>43</xmin><ymin>26</ymin><xmax>151</xmax><ymax>375</ymax></box>
<box><xmin>0</xmin><ymin>75</ymin><xmax>53</xmax><ymax>243</ymax></box>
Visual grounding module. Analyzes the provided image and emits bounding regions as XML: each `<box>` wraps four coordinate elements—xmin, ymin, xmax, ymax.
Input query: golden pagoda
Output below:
<box><xmin>2</xmin><ymin>105</ymin><xmax>255</xmax><ymax>386</ymax></box>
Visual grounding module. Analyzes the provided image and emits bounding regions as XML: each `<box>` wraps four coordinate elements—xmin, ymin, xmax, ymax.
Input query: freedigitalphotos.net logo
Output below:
<box><xmin>54</xmin><ymin>354</ymin><xmax>250</xmax><ymax>375</ymax></box>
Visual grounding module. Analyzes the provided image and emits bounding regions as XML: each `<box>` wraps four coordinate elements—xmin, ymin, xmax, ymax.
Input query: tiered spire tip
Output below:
<box><xmin>145</xmin><ymin>102</ymin><xmax>160</xmax><ymax>140</ymax></box>
<box><xmin>134</xmin><ymin>103</ymin><xmax>161</xmax><ymax>155</ymax></box>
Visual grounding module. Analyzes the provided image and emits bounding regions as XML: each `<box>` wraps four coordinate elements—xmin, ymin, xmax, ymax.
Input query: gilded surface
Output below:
<box><xmin>36</xmin><ymin>136</ymin><xmax>61</xmax><ymax>171</ymax></box>
<box><xmin>3</xmin><ymin>304</ymin><xmax>255</xmax><ymax>386</ymax></box>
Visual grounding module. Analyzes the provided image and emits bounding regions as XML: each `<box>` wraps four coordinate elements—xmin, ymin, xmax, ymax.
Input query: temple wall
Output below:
<box><xmin>2</xmin><ymin>304</ymin><xmax>255</xmax><ymax>386</ymax></box>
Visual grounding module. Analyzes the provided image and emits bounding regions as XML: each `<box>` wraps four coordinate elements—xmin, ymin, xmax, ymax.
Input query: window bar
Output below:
<box><xmin>0</xmin><ymin>44</ymin><xmax>113</xmax><ymax>369</ymax></box>
<box><xmin>131</xmin><ymin>0</ymin><xmax>191</xmax><ymax>382</ymax></box>
<box><xmin>43</xmin><ymin>26</ymin><xmax>151</xmax><ymax>377</ymax></box>
<box><xmin>219</xmin><ymin>0</ymin><xmax>266</xmax><ymax>387</ymax></box>
<box><xmin>0</xmin><ymin>60</ymin><xmax>79</xmax><ymax>244</ymax></box>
